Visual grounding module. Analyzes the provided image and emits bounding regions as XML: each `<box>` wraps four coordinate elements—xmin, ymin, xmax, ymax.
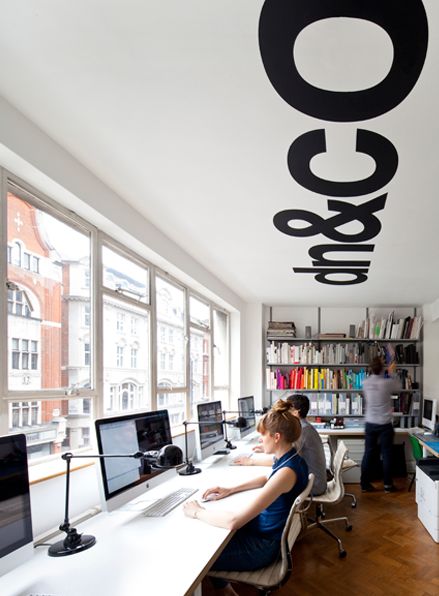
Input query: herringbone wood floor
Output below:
<box><xmin>202</xmin><ymin>479</ymin><xmax>439</xmax><ymax>596</ymax></box>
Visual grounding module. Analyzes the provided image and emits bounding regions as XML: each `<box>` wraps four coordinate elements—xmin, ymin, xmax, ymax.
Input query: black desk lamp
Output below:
<box><xmin>222</xmin><ymin>411</ymin><xmax>248</xmax><ymax>450</ymax></box>
<box><xmin>221</xmin><ymin>408</ymin><xmax>267</xmax><ymax>449</ymax></box>
<box><xmin>48</xmin><ymin>451</ymin><xmax>145</xmax><ymax>557</ymax></box>
<box><xmin>178</xmin><ymin>421</ymin><xmax>202</xmax><ymax>476</ymax></box>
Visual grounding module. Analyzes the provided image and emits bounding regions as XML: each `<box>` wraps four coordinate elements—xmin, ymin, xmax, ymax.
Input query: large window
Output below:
<box><xmin>7</xmin><ymin>189</ymin><xmax>92</xmax><ymax>393</ymax></box>
<box><xmin>1</xmin><ymin>175</ymin><xmax>231</xmax><ymax>463</ymax></box>
<box><xmin>102</xmin><ymin>245</ymin><xmax>151</xmax><ymax>415</ymax></box>
<box><xmin>156</xmin><ymin>276</ymin><xmax>186</xmax><ymax>425</ymax></box>
<box><xmin>4</xmin><ymin>183</ymin><xmax>94</xmax><ymax>457</ymax></box>
<box><xmin>189</xmin><ymin>295</ymin><xmax>211</xmax><ymax>419</ymax></box>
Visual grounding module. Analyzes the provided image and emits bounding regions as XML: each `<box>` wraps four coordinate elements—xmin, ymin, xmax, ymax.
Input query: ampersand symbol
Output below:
<box><xmin>273</xmin><ymin>195</ymin><xmax>387</xmax><ymax>242</ymax></box>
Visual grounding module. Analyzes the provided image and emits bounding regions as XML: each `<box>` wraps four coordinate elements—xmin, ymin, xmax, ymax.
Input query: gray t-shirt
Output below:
<box><xmin>362</xmin><ymin>373</ymin><xmax>400</xmax><ymax>425</ymax></box>
<box><xmin>296</xmin><ymin>419</ymin><xmax>327</xmax><ymax>496</ymax></box>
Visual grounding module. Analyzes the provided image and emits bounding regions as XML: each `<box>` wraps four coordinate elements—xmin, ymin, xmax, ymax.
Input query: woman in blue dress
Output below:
<box><xmin>183</xmin><ymin>399</ymin><xmax>309</xmax><ymax>595</ymax></box>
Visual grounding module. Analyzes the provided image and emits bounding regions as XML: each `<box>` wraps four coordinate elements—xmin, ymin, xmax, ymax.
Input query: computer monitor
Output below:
<box><xmin>238</xmin><ymin>395</ymin><xmax>256</xmax><ymax>439</ymax></box>
<box><xmin>0</xmin><ymin>434</ymin><xmax>33</xmax><ymax>577</ymax></box>
<box><xmin>95</xmin><ymin>409</ymin><xmax>174</xmax><ymax>511</ymax></box>
<box><xmin>422</xmin><ymin>398</ymin><xmax>437</xmax><ymax>431</ymax></box>
<box><xmin>196</xmin><ymin>400</ymin><xmax>225</xmax><ymax>459</ymax></box>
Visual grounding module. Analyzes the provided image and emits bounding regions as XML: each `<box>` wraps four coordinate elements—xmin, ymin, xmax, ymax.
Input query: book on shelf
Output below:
<box><xmin>363</xmin><ymin>312</ymin><xmax>422</xmax><ymax>341</ymax></box>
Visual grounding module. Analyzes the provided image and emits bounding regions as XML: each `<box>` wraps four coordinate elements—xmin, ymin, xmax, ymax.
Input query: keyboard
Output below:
<box><xmin>143</xmin><ymin>487</ymin><xmax>197</xmax><ymax>517</ymax></box>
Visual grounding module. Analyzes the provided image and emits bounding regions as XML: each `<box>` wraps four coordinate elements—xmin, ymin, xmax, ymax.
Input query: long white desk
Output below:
<box><xmin>316</xmin><ymin>426</ymin><xmax>422</xmax><ymax>481</ymax></box>
<box><xmin>0</xmin><ymin>443</ymin><xmax>267</xmax><ymax>596</ymax></box>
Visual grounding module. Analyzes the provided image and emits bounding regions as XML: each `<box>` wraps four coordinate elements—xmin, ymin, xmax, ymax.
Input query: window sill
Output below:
<box><xmin>28</xmin><ymin>428</ymin><xmax>194</xmax><ymax>484</ymax></box>
<box><xmin>28</xmin><ymin>454</ymin><xmax>96</xmax><ymax>485</ymax></box>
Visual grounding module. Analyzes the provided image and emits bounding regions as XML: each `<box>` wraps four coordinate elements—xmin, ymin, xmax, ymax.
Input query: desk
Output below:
<box><xmin>411</xmin><ymin>432</ymin><xmax>439</xmax><ymax>458</ymax></box>
<box><xmin>318</xmin><ymin>427</ymin><xmax>421</xmax><ymax>482</ymax></box>
<box><xmin>0</xmin><ymin>442</ymin><xmax>268</xmax><ymax>596</ymax></box>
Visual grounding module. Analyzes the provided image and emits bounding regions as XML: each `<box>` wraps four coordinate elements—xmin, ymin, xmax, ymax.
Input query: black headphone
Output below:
<box><xmin>156</xmin><ymin>444</ymin><xmax>183</xmax><ymax>468</ymax></box>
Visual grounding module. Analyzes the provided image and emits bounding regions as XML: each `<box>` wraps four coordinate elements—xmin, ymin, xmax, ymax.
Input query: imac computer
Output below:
<box><xmin>422</xmin><ymin>397</ymin><xmax>437</xmax><ymax>431</ymax></box>
<box><xmin>237</xmin><ymin>395</ymin><xmax>256</xmax><ymax>439</ymax></box>
<box><xmin>196</xmin><ymin>400</ymin><xmax>225</xmax><ymax>459</ymax></box>
<box><xmin>95</xmin><ymin>409</ymin><xmax>174</xmax><ymax>511</ymax></box>
<box><xmin>0</xmin><ymin>433</ymin><xmax>33</xmax><ymax>577</ymax></box>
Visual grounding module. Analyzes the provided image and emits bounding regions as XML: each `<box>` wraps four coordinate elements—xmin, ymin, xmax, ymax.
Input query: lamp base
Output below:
<box><xmin>178</xmin><ymin>462</ymin><xmax>202</xmax><ymax>476</ymax></box>
<box><xmin>48</xmin><ymin>533</ymin><xmax>96</xmax><ymax>557</ymax></box>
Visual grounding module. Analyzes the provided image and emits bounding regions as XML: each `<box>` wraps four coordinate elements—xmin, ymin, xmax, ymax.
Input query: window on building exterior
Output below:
<box><xmin>10</xmin><ymin>337</ymin><xmax>39</xmax><ymax>373</ymax></box>
<box><xmin>130</xmin><ymin>316</ymin><xmax>138</xmax><ymax>335</ymax></box>
<box><xmin>116</xmin><ymin>312</ymin><xmax>125</xmax><ymax>332</ymax></box>
<box><xmin>131</xmin><ymin>347</ymin><xmax>138</xmax><ymax>369</ymax></box>
<box><xmin>23</xmin><ymin>252</ymin><xmax>31</xmax><ymax>270</ymax></box>
<box><xmin>84</xmin><ymin>304</ymin><xmax>91</xmax><ymax>327</ymax></box>
<box><xmin>84</xmin><ymin>343</ymin><xmax>91</xmax><ymax>366</ymax></box>
<box><xmin>116</xmin><ymin>345</ymin><xmax>124</xmax><ymax>368</ymax></box>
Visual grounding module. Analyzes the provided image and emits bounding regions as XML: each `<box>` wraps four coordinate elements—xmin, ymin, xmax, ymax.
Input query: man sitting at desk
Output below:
<box><xmin>232</xmin><ymin>394</ymin><xmax>327</xmax><ymax>496</ymax></box>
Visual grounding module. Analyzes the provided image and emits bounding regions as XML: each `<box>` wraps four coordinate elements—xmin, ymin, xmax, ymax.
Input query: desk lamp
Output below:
<box><xmin>48</xmin><ymin>451</ymin><xmax>146</xmax><ymax>557</ymax></box>
<box><xmin>178</xmin><ymin>421</ymin><xmax>203</xmax><ymax>476</ymax></box>
<box><xmin>221</xmin><ymin>407</ymin><xmax>268</xmax><ymax>449</ymax></box>
<box><xmin>222</xmin><ymin>411</ymin><xmax>248</xmax><ymax>450</ymax></box>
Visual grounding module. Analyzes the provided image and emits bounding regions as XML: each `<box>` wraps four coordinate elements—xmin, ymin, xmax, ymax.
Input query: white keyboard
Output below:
<box><xmin>143</xmin><ymin>487</ymin><xmax>197</xmax><ymax>517</ymax></box>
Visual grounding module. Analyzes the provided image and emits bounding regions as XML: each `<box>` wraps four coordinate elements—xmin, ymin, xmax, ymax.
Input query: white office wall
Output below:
<box><xmin>30</xmin><ymin>464</ymin><xmax>101</xmax><ymax>539</ymax></box>
<box><xmin>0</xmin><ymin>96</ymin><xmax>244</xmax><ymax>314</ymax></box>
<box><xmin>240</xmin><ymin>303</ymin><xmax>264</xmax><ymax>409</ymax></box>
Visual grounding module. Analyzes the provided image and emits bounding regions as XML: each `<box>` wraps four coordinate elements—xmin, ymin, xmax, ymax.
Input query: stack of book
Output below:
<box><xmin>266</xmin><ymin>321</ymin><xmax>296</xmax><ymax>338</ymax></box>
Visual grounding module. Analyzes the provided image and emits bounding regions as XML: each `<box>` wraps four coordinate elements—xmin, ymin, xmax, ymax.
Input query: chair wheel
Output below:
<box><xmin>351</xmin><ymin>503</ymin><xmax>357</xmax><ymax>508</ymax></box>
<box><xmin>339</xmin><ymin>550</ymin><xmax>347</xmax><ymax>558</ymax></box>
<box><xmin>346</xmin><ymin>525</ymin><xmax>353</xmax><ymax>532</ymax></box>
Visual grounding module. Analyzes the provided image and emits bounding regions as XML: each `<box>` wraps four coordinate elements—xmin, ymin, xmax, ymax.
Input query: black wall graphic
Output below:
<box><xmin>259</xmin><ymin>0</ymin><xmax>428</xmax><ymax>285</ymax></box>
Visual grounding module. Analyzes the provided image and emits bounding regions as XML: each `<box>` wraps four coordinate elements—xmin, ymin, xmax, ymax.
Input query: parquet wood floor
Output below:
<box><xmin>202</xmin><ymin>479</ymin><xmax>439</xmax><ymax>596</ymax></box>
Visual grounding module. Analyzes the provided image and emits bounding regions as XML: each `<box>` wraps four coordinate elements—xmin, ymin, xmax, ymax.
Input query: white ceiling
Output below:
<box><xmin>1</xmin><ymin>1</ymin><xmax>439</xmax><ymax>306</ymax></box>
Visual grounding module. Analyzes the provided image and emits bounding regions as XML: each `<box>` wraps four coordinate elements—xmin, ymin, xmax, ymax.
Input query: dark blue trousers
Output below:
<box><xmin>210</xmin><ymin>525</ymin><xmax>280</xmax><ymax>589</ymax></box>
<box><xmin>361</xmin><ymin>422</ymin><xmax>394</xmax><ymax>488</ymax></box>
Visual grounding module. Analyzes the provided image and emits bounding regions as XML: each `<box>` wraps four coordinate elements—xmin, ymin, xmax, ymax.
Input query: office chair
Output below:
<box><xmin>302</xmin><ymin>440</ymin><xmax>352</xmax><ymax>558</ymax></box>
<box><xmin>207</xmin><ymin>473</ymin><xmax>315</xmax><ymax>596</ymax></box>
<box><xmin>408</xmin><ymin>434</ymin><xmax>423</xmax><ymax>492</ymax></box>
<box><xmin>342</xmin><ymin>457</ymin><xmax>359</xmax><ymax>508</ymax></box>
<box><xmin>323</xmin><ymin>436</ymin><xmax>357</xmax><ymax>508</ymax></box>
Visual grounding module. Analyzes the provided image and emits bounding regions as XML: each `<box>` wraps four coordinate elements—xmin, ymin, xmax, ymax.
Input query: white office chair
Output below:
<box><xmin>322</xmin><ymin>435</ymin><xmax>357</xmax><ymax>508</ymax></box>
<box><xmin>302</xmin><ymin>440</ymin><xmax>352</xmax><ymax>558</ymax></box>
<box><xmin>207</xmin><ymin>473</ymin><xmax>315</xmax><ymax>595</ymax></box>
<box><xmin>342</xmin><ymin>457</ymin><xmax>359</xmax><ymax>508</ymax></box>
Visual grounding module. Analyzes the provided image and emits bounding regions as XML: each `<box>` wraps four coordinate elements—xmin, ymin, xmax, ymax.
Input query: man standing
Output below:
<box><xmin>361</xmin><ymin>356</ymin><xmax>400</xmax><ymax>493</ymax></box>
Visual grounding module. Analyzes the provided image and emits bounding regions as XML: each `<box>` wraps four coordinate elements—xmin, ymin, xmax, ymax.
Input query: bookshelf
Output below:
<box><xmin>264</xmin><ymin>306</ymin><xmax>422</xmax><ymax>429</ymax></box>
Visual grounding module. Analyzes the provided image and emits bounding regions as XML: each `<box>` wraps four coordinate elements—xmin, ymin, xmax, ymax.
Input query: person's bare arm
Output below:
<box><xmin>232</xmin><ymin>453</ymin><xmax>273</xmax><ymax>466</ymax></box>
<box><xmin>183</xmin><ymin>467</ymin><xmax>297</xmax><ymax>530</ymax></box>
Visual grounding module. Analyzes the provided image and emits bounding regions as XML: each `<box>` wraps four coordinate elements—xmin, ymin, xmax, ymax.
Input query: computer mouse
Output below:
<box><xmin>201</xmin><ymin>493</ymin><xmax>219</xmax><ymax>502</ymax></box>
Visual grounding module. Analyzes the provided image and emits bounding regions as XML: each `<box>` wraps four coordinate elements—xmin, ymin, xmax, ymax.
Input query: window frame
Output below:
<box><xmin>1</xmin><ymin>173</ymin><xmax>98</xmax><ymax>406</ymax></box>
<box><xmin>0</xmin><ymin>169</ymin><xmax>232</xmax><ymax>456</ymax></box>
<box><xmin>100</xmin><ymin>235</ymin><xmax>152</xmax><ymax>418</ymax></box>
